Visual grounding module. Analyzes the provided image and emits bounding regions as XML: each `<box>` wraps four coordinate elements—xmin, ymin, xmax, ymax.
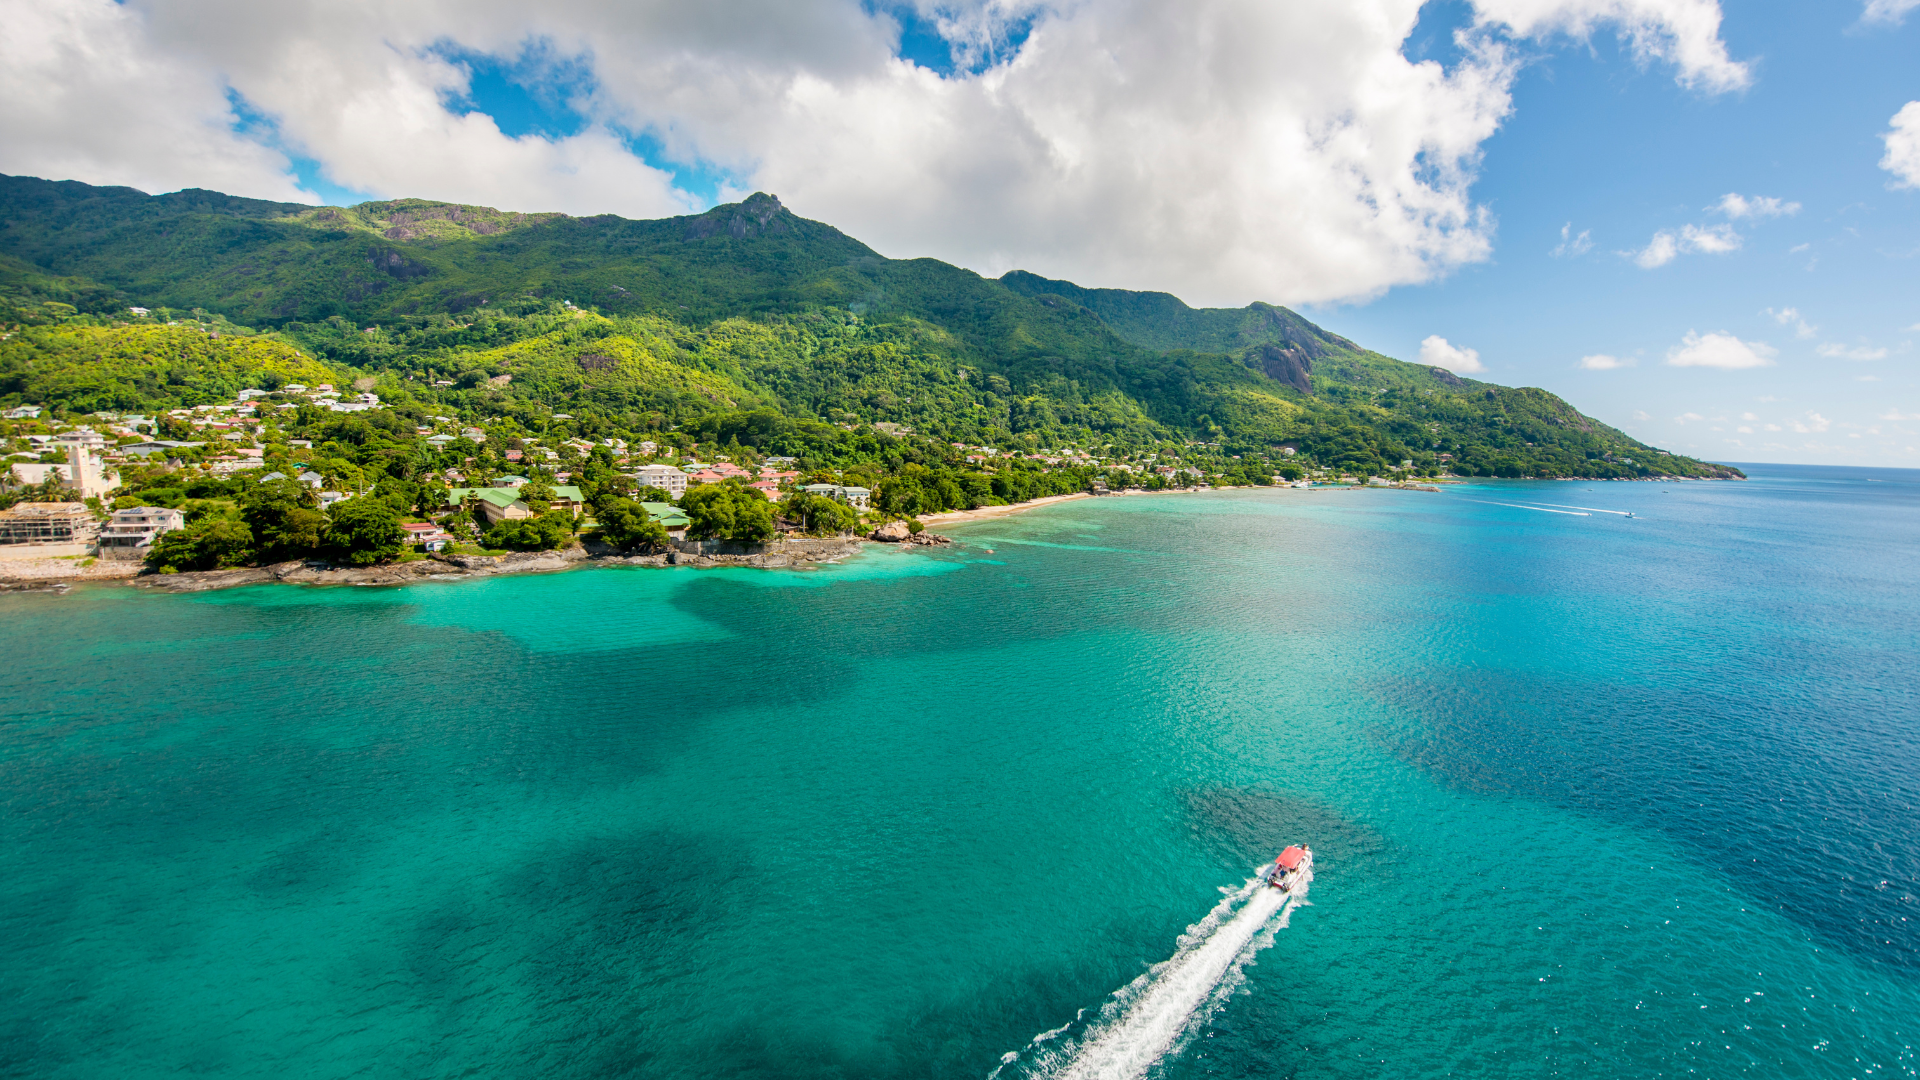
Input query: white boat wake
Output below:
<box><xmin>994</xmin><ymin>855</ymin><xmax>1313</xmax><ymax>1080</ymax></box>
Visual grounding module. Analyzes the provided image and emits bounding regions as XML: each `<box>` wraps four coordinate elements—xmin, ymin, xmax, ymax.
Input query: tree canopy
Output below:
<box><xmin>682</xmin><ymin>482</ymin><xmax>775</xmax><ymax>542</ymax></box>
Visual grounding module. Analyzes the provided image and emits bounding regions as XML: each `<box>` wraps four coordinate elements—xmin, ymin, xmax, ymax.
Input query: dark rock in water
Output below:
<box><xmin>1181</xmin><ymin>786</ymin><xmax>1386</xmax><ymax>875</ymax></box>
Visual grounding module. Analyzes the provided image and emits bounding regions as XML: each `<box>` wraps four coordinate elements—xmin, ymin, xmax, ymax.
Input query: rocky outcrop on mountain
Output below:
<box><xmin>683</xmin><ymin>192</ymin><xmax>793</xmax><ymax>241</ymax></box>
<box><xmin>1248</xmin><ymin>343</ymin><xmax>1313</xmax><ymax>394</ymax></box>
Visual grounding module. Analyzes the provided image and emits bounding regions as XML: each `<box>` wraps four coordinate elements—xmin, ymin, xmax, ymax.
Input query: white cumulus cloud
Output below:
<box><xmin>1714</xmin><ymin>193</ymin><xmax>1799</xmax><ymax>218</ymax></box>
<box><xmin>1817</xmin><ymin>342</ymin><xmax>1890</xmax><ymax>360</ymax></box>
<box><xmin>0</xmin><ymin>0</ymin><xmax>309</xmax><ymax>201</ymax></box>
<box><xmin>1421</xmin><ymin>335</ymin><xmax>1487</xmax><ymax>373</ymax></box>
<box><xmin>1633</xmin><ymin>231</ymin><xmax>1681</xmax><ymax>269</ymax></box>
<box><xmin>1790</xmin><ymin>412</ymin><xmax>1830</xmax><ymax>434</ymax></box>
<box><xmin>1681</xmin><ymin>222</ymin><xmax>1743</xmax><ymax>253</ymax></box>
<box><xmin>1862</xmin><ymin>0</ymin><xmax>1920</xmax><ymax>25</ymax></box>
<box><xmin>1632</xmin><ymin>222</ymin><xmax>1740</xmax><ymax>267</ymax></box>
<box><xmin>1765</xmin><ymin>306</ymin><xmax>1817</xmax><ymax>338</ymax></box>
<box><xmin>0</xmin><ymin>0</ymin><xmax>1758</xmax><ymax>307</ymax></box>
<box><xmin>1579</xmin><ymin>353</ymin><xmax>1633</xmax><ymax>369</ymax></box>
<box><xmin>1883</xmin><ymin>102</ymin><xmax>1920</xmax><ymax>190</ymax></box>
<box><xmin>1472</xmin><ymin>0</ymin><xmax>1751</xmax><ymax>92</ymax></box>
<box><xmin>1552</xmin><ymin>222</ymin><xmax>1593</xmax><ymax>257</ymax></box>
<box><xmin>1666</xmin><ymin>330</ymin><xmax>1776</xmax><ymax>369</ymax></box>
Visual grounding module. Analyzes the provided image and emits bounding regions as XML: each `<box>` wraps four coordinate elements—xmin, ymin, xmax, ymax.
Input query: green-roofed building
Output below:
<box><xmin>641</xmin><ymin>502</ymin><xmax>690</xmax><ymax>536</ymax></box>
<box><xmin>447</xmin><ymin>487</ymin><xmax>527</xmax><ymax>525</ymax></box>
<box><xmin>447</xmin><ymin>485</ymin><xmax>588</xmax><ymax>524</ymax></box>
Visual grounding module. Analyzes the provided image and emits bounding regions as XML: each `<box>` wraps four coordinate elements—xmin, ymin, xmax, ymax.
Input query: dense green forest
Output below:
<box><xmin>0</xmin><ymin>173</ymin><xmax>1741</xmax><ymax>481</ymax></box>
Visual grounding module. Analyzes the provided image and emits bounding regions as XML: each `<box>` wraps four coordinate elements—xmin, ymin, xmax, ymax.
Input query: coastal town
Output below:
<box><xmin>0</xmin><ymin>374</ymin><xmax>1466</xmax><ymax>584</ymax></box>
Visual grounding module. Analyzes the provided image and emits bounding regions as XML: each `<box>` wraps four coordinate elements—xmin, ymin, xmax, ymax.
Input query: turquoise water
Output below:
<box><xmin>3</xmin><ymin>466</ymin><xmax>1917</xmax><ymax>1079</ymax></box>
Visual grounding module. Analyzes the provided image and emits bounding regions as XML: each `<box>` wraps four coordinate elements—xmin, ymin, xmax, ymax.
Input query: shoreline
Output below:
<box><xmin>918</xmin><ymin>485</ymin><xmax>1235</xmax><ymax>527</ymax></box>
<box><xmin>917</xmin><ymin>491</ymin><xmax>1095</xmax><ymax>526</ymax></box>
<box><xmin>1</xmin><ymin>477</ymin><xmax>1723</xmax><ymax>595</ymax></box>
<box><xmin>0</xmin><ymin>539</ymin><xmax>869</xmax><ymax>595</ymax></box>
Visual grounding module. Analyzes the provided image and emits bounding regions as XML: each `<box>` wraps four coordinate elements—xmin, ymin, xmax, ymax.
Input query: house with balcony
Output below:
<box><xmin>633</xmin><ymin>463</ymin><xmax>687</xmax><ymax>498</ymax></box>
<box><xmin>97</xmin><ymin>506</ymin><xmax>186</xmax><ymax>559</ymax></box>
<box><xmin>801</xmin><ymin>483</ymin><xmax>871</xmax><ymax>511</ymax></box>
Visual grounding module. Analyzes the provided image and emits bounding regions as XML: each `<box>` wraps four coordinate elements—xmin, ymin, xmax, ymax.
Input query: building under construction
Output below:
<box><xmin>0</xmin><ymin>502</ymin><xmax>100</xmax><ymax>546</ymax></box>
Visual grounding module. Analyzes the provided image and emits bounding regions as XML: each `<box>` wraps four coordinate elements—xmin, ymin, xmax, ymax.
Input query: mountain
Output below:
<box><xmin>0</xmin><ymin>174</ymin><xmax>1739</xmax><ymax>480</ymax></box>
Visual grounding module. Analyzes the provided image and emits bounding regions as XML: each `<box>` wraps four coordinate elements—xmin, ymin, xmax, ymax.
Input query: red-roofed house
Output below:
<box><xmin>400</xmin><ymin>522</ymin><xmax>454</xmax><ymax>552</ymax></box>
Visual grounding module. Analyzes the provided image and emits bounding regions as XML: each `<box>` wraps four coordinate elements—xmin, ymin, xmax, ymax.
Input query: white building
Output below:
<box><xmin>633</xmin><ymin>463</ymin><xmax>688</xmax><ymax>498</ymax></box>
<box><xmin>9</xmin><ymin>463</ymin><xmax>71</xmax><ymax>487</ymax></box>
<box><xmin>4</xmin><ymin>406</ymin><xmax>42</xmax><ymax>420</ymax></box>
<box><xmin>11</xmin><ymin>447</ymin><xmax>113</xmax><ymax>499</ymax></box>
<box><xmin>54</xmin><ymin>428</ymin><xmax>107</xmax><ymax>453</ymax></box>
<box><xmin>97</xmin><ymin>506</ymin><xmax>186</xmax><ymax>559</ymax></box>
<box><xmin>802</xmin><ymin>483</ymin><xmax>871</xmax><ymax>511</ymax></box>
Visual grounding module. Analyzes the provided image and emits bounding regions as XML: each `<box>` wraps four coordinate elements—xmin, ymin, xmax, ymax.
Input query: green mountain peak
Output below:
<box><xmin>0</xmin><ymin>173</ymin><xmax>1740</xmax><ymax>480</ymax></box>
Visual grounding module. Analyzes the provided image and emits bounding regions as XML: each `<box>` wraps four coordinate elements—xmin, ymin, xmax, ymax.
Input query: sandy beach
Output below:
<box><xmin>916</xmin><ymin>486</ymin><xmax>1237</xmax><ymax>528</ymax></box>
<box><xmin>916</xmin><ymin>492</ymin><xmax>1095</xmax><ymax>527</ymax></box>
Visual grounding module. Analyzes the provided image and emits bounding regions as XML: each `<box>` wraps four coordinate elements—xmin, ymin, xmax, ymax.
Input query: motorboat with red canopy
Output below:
<box><xmin>1265</xmin><ymin>845</ymin><xmax>1312</xmax><ymax>891</ymax></box>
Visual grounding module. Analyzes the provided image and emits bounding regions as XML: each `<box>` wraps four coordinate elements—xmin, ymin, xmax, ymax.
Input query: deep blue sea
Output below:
<box><xmin>3</xmin><ymin>464</ymin><xmax>1917</xmax><ymax>1079</ymax></box>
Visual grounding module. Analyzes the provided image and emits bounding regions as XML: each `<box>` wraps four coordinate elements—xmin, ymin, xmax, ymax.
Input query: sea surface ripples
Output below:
<box><xmin>2</xmin><ymin>465</ymin><xmax>1916</xmax><ymax>1079</ymax></box>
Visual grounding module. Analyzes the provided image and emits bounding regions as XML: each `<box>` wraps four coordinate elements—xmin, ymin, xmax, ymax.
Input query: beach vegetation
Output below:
<box><xmin>324</xmin><ymin>497</ymin><xmax>405</xmax><ymax>566</ymax></box>
<box><xmin>143</xmin><ymin>518</ymin><xmax>253</xmax><ymax>572</ymax></box>
<box><xmin>779</xmin><ymin>491</ymin><xmax>858</xmax><ymax>536</ymax></box>
<box><xmin>594</xmin><ymin>497</ymin><xmax>669</xmax><ymax>552</ymax></box>
<box><xmin>682</xmin><ymin>481</ymin><xmax>776</xmax><ymax>541</ymax></box>
<box><xmin>485</xmin><ymin>510</ymin><xmax>575</xmax><ymax>552</ymax></box>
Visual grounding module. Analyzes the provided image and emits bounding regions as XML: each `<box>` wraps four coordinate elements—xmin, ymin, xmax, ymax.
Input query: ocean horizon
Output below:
<box><xmin>3</xmin><ymin>463</ymin><xmax>1916</xmax><ymax>1079</ymax></box>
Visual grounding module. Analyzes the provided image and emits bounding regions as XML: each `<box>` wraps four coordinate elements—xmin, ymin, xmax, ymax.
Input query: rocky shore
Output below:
<box><xmin>0</xmin><ymin>536</ymin><xmax>875</xmax><ymax>595</ymax></box>
<box><xmin>128</xmin><ymin>538</ymin><xmax>876</xmax><ymax>593</ymax></box>
<box><xmin>128</xmin><ymin>548</ymin><xmax>591</xmax><ymax>593</ymax></box>
<box><xmin>0</xmin><ymin>528</ymin><xmax>958</xmax><ymax>596</ymax></box>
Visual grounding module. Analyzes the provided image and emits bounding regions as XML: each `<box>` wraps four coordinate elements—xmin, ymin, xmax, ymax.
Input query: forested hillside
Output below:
<box><xmin>0</xmin><ymin>173</ymin><xmax>1740</xmax><ymax>480</ymax></box>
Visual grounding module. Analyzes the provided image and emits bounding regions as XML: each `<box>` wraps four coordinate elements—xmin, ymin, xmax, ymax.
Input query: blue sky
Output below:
<box><xmin>1313</xmin><ymin>0</ymin><xmax>1920</xmax><ymax>465</ymax></box>
<box><xmin>3</xmin><ymin>0</ymin><xmax>1915</xmax><ymax>464</ymax></box>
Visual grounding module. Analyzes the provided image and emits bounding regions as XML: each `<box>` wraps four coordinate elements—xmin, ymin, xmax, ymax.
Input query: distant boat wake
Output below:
<box><xmin>993</xmin><ymin>861</ymin><xmax>1313</xmax><ymax>1080</ymax></box>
